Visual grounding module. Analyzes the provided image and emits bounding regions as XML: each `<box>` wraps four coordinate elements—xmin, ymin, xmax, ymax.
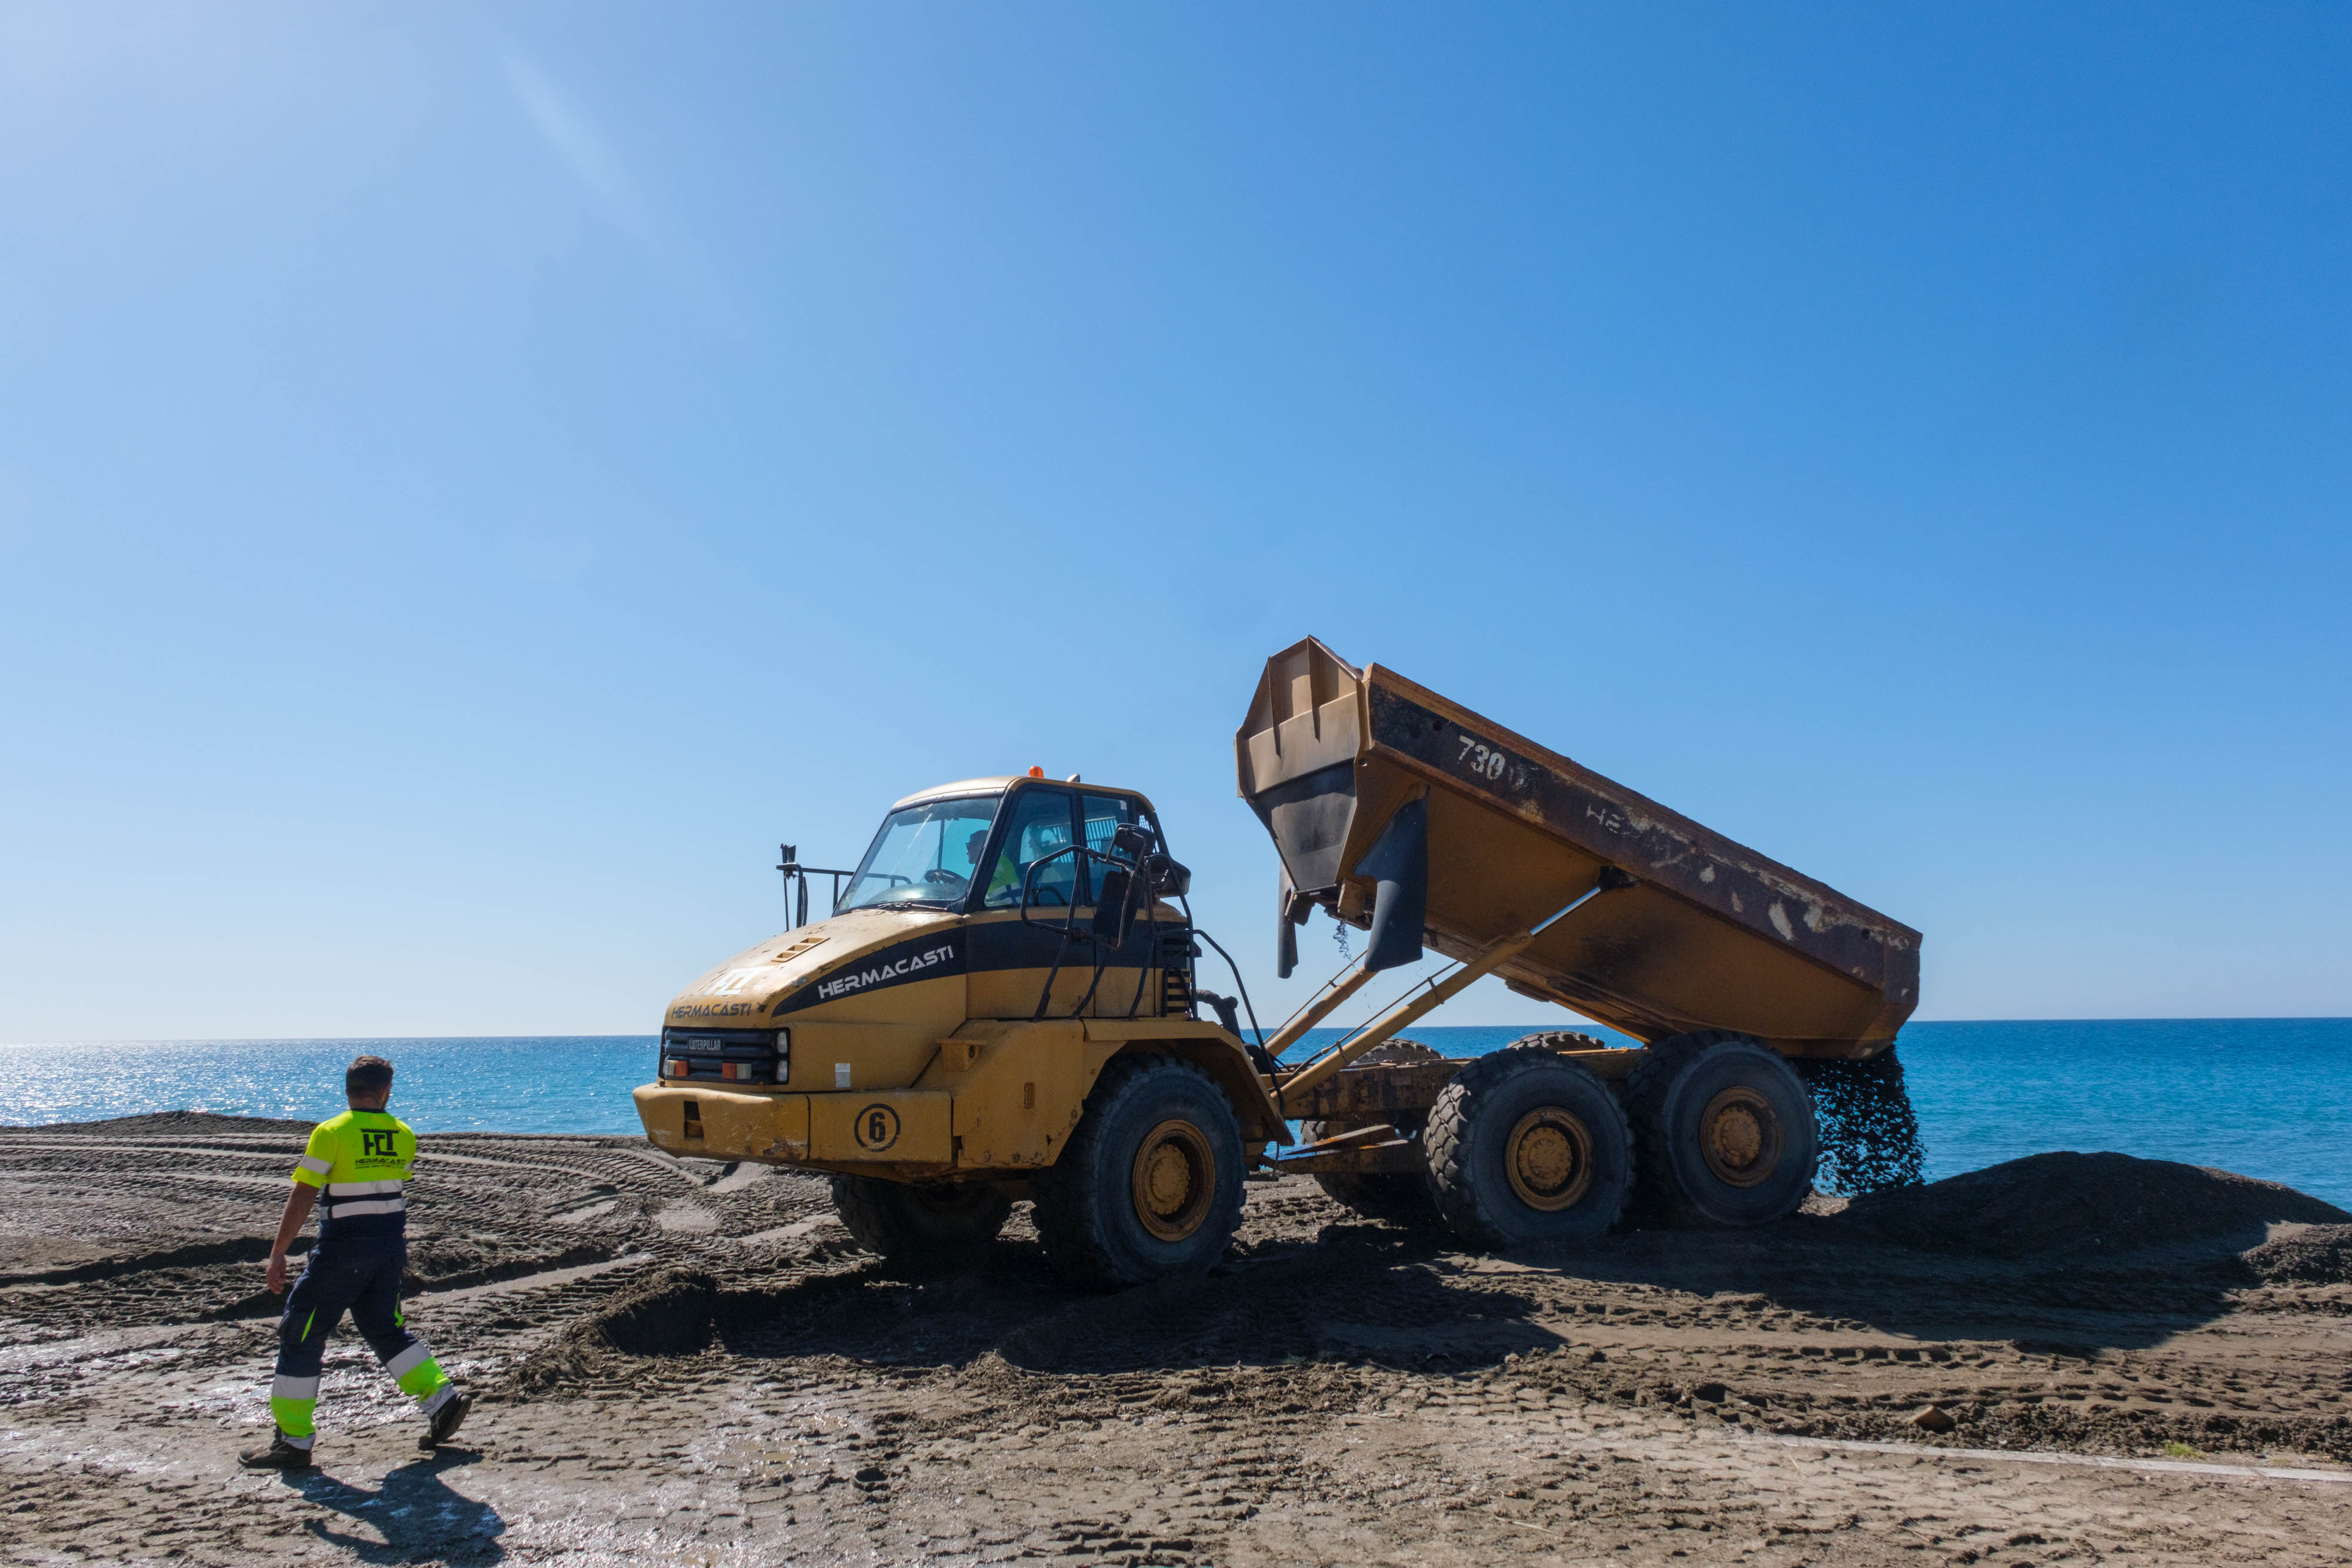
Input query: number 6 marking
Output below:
<box><xmin>853</xmin><ymin>1103</ymin><xmax>901</xmax><ymax>1152</ymax></box>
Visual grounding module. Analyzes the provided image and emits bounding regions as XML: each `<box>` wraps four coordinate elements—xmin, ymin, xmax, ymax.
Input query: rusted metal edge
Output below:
<box><xmin>1270</xmin><ymin>1061</ymin><xmax>1461</xmax><ymax>1121</ymax></box>
<box><xmin>1360</xmin><ymin>665</ymin><xmax>1922</xmax><ymax>1043</ymax></box>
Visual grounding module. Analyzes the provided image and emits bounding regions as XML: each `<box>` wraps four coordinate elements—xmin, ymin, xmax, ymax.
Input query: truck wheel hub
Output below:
<box><xmin>1505</xmin><ymin>1108</ymin><xmax>1593</xmax><ymax>1212</ymax></box>
<box><xmin>1699</xmin><ymin>1088</ymin><xmax>1780</xmax><ymax>1187</ymax></box>
<box><xmin>1132</xmin><ymin>1120</ymin><xmax>1215</xmax><ymax>1242</ymax></box>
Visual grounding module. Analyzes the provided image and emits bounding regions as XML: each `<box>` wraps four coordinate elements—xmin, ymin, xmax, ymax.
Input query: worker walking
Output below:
<box><xmin>239</xmin><ymin>1054</ymin><xmax>473</xmax><ymax>1470</ymax></box>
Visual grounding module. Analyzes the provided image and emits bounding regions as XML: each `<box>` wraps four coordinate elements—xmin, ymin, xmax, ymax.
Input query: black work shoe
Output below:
<box><xmin>238</xmin><ymin>1435</ymin><xmax>315</xmax><ymax>1470</ymax></box>
<box><xmin>419</xmin><ymin>1388</ymin><xmax>473</xmax><ymax>1452</ymax></box>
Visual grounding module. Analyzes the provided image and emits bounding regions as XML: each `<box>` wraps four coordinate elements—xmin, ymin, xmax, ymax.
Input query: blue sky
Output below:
<box><xmin>2</xmin><ymin>4</ymin><xmax>2347</xmax><ymax>1039</ymax></box>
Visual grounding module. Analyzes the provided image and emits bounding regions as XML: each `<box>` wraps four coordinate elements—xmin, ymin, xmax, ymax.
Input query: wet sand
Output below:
<box><xmin>4</xmin><ymin>1113</ymin><xmax>2349</xmax><ymax>1566</ymax></box>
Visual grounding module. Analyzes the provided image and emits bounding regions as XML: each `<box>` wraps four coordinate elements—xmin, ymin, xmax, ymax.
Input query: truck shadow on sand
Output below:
<box><xmin>277</xmin><ymin>1449</ymin><xmax>505</xmax><ymax>1564</ymax></box>
<box><xmin>530</xmin><ymin>1154</ymin><xmax>2346</xmax><ymax>1385</ymax></box>
<box><xmin>496</xmin><ymin>1155</ymin><xmax>2349</xmax><ymax>1406</ymax></box>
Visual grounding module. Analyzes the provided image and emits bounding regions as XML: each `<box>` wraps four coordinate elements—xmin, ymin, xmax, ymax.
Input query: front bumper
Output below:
<box><xmin>632</xmin><ymin>1084</ymin><xmax>953</xmax><ymax>1169</ymax></box>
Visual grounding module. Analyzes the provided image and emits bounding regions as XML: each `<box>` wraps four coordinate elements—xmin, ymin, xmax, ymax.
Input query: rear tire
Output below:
<box><xmin>1031</xmin><ymin>1055</ymin><xmax>1245</xmax><ymax>1291</ymax></box>
<box><xmin>1624</xmin><ymin>1031</ymin><xmax>1818</xmax><ymax>1227</ymax></box>
<box><xmin>1424</xmin><ymin>1045</ymin><xmax>1633</xmax><ymax>1249</ymax></box>
<box><xmin>1504</xmin><ymin>1031</ymin><xmax>1615</xmax><ymax>1054</ymax></box>
<box><xmin>1298</xmin><ymin>1038</ymin><xmax>1444</xmax><ymax>1222</ymax></box>
<box><xmin>829</xmin><ymin>1175</ymin><xmax>1013</xmax><ymax>1268</ymax></box>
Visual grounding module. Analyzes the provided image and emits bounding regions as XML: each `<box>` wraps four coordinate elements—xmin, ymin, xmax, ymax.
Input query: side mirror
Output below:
<box><xmin>1357</xmin><ymin>798</ymin><xmax>1428</xmax><ymax>973</ymax></box>
<box><xmin>1195</xmin><ymin>989</ymin><xmax>1244</xmax><ymax>1037</ymax></box>
<box><xmin>1090</xmin><ymin>864</ymin><xmax>1137</xmax><ymax>946</ymax></box>
<box><xmin>1142</xmin><ymin>852</ymin><xmax>1190</xmax><ymax>898</ymax></box>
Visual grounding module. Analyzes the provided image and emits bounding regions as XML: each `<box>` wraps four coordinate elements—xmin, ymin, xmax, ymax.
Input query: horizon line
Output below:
<box><xmin>5</xmin><ymin>1016</ymin><xmax>2350</xmax><ymax>1047</ymax></box>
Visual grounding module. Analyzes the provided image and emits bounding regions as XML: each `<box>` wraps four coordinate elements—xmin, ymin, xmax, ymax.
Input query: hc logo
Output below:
<box><xmin>361</xmin><ymin>1130</ymin><xmax>397</xmax><ymax>1159</ymax></box>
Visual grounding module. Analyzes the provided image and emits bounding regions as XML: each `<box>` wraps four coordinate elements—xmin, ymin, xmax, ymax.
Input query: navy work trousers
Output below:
<box><xmin>275</xmin><ymin>1235</ymin><xmax>417</xmax><ymax>1382</ymax></box>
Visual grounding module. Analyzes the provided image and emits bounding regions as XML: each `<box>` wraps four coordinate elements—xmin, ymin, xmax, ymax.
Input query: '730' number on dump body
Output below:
<box><xmin>1457</xmin><ymin>734</ymin><xmax>1508</xmax><ymax>780</ymax></box>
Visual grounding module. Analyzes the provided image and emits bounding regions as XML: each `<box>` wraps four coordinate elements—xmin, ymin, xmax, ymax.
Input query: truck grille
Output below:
<box><xmin>660</xmin><ymin>1026</ymin><xmax>787</xmax><ymax>1086</ymax></box>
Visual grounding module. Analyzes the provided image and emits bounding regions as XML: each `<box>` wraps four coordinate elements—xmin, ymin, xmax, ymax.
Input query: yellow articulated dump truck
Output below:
<box><xmin>633</xmin><ymin>637</ymin><xmax>1922</xmax><ymax>1290</ymax></box>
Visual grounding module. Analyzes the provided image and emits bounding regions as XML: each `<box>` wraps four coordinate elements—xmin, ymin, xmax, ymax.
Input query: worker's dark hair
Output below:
<box><xmin>346</xmin><ymin>1055</ymin><xmax>395</xmax><ymax>1098</ymax></box>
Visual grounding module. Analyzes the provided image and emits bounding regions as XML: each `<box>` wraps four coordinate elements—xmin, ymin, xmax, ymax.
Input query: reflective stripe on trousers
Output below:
<box><xmin>269</xmin><ymin>1373</ymin><xmax>322</xmax><ymax>1445</ymax></box>
<box><xmin>270</xmin><ymin>1238</ymin><xmax>450</xmax><ymax>1444</ymax></box>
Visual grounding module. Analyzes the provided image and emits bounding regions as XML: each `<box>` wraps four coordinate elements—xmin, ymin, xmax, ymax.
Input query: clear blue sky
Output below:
<box><xmin>4</xmin><ymin>5</ymin><xmax>2347</xmax><ymax>1039</ymax></box>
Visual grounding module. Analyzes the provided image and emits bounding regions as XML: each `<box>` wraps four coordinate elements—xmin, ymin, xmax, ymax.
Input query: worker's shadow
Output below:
<box><xmin>281</xmin><ymin>1448</ymin><xmax>505</xmax><ymax>1563</ymax></box>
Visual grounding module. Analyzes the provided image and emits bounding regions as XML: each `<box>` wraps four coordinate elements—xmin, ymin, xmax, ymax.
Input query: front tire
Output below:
<box><xmin>1624</xmin><ymin>1031</ymin><xmax>1818</xmax><ymax>1227</ymax></box>
<box><xmin>1031</xmin><ymin>1055</ymin><xmax>1245</xmax><ymax>1290</ymax></box>
<box><xmin>1424</xmin><ymin>1045</ymin><xmax>1633</xmax><ymax>1248</ymax></box>
<box><xmin>829</xmin><ymin>1175</ymin><xmax>1014</xmax><ymax>1268</ymax></box>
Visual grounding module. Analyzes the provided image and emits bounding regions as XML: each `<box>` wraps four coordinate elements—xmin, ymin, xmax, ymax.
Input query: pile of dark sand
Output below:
<box><xmin>1833</xmin><ymin>1152</ymin><xmax>2350</xmax><ymax>1260</ymax></box>
<box><xmin>22</xmin><ymin>1109</ymin><xmax>315</xmax><ymax>1137</ymax></box>
<box><xmin>2241</xmin><ymin>1224</ymin><xmax>2352</xmax><ymax>1285</ymax></box>
<box><xmin>505</xmin><ymin>1266</ymin><xmax>724</xmax><ymax>1391</ymax></box>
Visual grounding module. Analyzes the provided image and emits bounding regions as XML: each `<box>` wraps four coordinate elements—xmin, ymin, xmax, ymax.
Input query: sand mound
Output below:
<box><xmin>19</xmin><ymin>1109</ymin><xmax>315</xmax><ymax>1136</ymax></box>
<box><xmin>1834</xmin><ymin>1152</ymin><xmax>2349</xmax><ymax>1260</ymax></box>
<box><xmin>578</xmin><ymin>1265</ymin><xmax>723</xmax><ymax>1355</ymax></box>
<box><xmin>2242</xmin><ymin>1223</ymin><xmax>2352</xmax><ymax>1285</ymax></box>
<box><xmin>506</xmin><ymin>1266</ymin><xmax>723</xmax><ymax>1390</ymax></box>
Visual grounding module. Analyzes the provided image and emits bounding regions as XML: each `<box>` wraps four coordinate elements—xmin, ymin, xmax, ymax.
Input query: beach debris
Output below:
<box><xmin>1910</xmin><ymin>1404</ymin><xmax>1957</xmax><ymax>1433</ymax></box>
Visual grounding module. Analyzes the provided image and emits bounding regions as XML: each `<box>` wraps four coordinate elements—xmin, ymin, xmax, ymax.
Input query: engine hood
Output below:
<box><xmin>664</xmin><ymin>907</ymin><xmax>963</xmax><ymax>1026</ymax></box>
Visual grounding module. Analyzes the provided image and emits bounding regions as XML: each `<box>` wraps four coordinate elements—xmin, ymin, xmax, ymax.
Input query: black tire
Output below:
<box><xmin>1424</xmin><ymin>1045</ymin><xmax>1633</xmax><ymax>1249</ymax></box>
<box><xmin>1623</xmin><ymin>1031</ymin><xmax>1818</xmax><ymax>1227</ymax></box>
<box><xmin>1031</xmin><ymin>1054</ymin><xmax>1245</xmax><ymax>1291</ymax></box>
<box><xmin>829</xmin><ymin>1175</ymin><xmax>1014</xmax><ymax>1268</ymax></box>
<box><xmin>1505</xmin><ymin>1031</ymin><xmax>1615</xmax><ymax>1054</ymax></box>
<box><xmin>1298</xmin><ymin>1039</ymin><xmax>1444</xmax><ymax>1222</ymax></box>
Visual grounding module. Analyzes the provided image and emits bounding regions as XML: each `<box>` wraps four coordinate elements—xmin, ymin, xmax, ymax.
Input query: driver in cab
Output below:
<box><xmin>972</xmin><ymin>815</ymin><xmax>1073</xmax><ymax>908</ymax></box>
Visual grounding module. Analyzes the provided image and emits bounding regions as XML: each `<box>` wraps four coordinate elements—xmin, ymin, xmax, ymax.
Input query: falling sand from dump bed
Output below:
<box><xmin>1834</xmin><ymin>1150</ymin><xmax>2352</xmax><ymax>1259</ymax></box>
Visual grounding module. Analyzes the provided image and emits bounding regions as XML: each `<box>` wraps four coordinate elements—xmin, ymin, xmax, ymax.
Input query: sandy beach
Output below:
<box><xmin>4</xmin><ymin>1112</ymin><xmax>2348</xmax><ymax>1566</ymax></box>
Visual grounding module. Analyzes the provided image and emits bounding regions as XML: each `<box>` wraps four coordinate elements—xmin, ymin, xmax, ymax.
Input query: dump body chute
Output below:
<box><xmin>1238</xmin><ymin>637</ymin><xmax>1920</xmax><ymax>1059</ymax></box>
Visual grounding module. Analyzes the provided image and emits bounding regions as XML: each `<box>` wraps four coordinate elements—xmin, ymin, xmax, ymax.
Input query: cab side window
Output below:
<box><xmin>983</xmin><ymin>788</ymin><xmax>1080</xmax><ymax>908</ymax></box>
<box><xmin>1079</xmin><ymin>793</ymin><xmax>1139</xmax><ymax>904</ymax></box>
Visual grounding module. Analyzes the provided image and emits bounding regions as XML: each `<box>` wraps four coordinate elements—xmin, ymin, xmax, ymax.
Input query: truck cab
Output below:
<box><xmin>631</xmin><ymin>774</ymin><xmax>1284</xmax><ymax>1289</ymax></box>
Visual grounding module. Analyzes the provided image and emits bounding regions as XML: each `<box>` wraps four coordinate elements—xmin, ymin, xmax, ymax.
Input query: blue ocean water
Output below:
<box><xmin>0</xmin><ymin>1037</ymin><xmax>660</xmax><ymax>1137</ymax></box>
<box><xmin>3</xmin><ymin>1019</ymin><xmax>2346</xmax><ymax>1205</ymax></box>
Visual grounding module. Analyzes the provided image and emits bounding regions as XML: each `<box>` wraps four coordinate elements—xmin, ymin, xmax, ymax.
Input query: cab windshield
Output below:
<box><xmin>836</xmin><ymin>795</ymin><xmax>1003</xmax><ymax>912</ymax></box>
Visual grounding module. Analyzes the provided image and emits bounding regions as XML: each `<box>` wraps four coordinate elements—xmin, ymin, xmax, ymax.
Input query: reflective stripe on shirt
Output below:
<box><xmin>296</xmin><ymin>1109</ymin><xmax>417</xmax><ymax>1232</ymax></box>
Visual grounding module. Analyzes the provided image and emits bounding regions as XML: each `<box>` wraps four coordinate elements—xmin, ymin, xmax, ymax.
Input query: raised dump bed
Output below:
<box><xmin>1238</xmin><ymin>636</ymin><xmax>1920</xmax><ymax>1059</ymax></box>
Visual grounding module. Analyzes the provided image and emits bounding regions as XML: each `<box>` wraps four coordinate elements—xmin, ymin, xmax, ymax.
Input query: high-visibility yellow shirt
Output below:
<box><xmin>290</xmin><ymin>1109</ymin><xmax>416</xmax><ymax>1238</ymax></box>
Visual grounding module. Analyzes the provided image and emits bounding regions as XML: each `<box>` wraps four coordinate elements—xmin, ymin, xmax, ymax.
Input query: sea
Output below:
<box><xmin>2</xmin><ymin>1019</ymin><xmax>2347</xmax><ymax>1207</ymax></box>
